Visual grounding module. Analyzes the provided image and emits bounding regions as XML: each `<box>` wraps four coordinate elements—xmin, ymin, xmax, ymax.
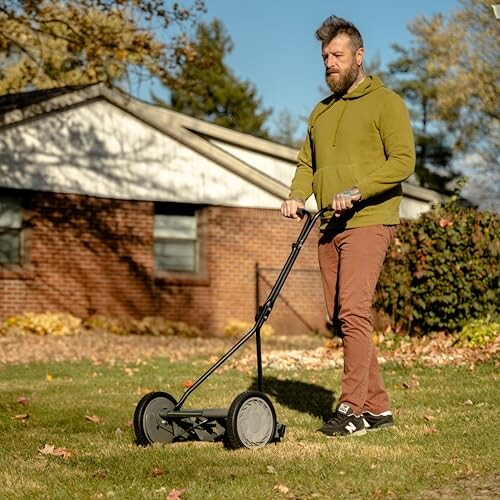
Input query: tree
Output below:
<box><xmin>0</xmin><ymin>0</ymin><xmax>206</xmax><ymax>94</ymax></box>
<box><xmin>388</xmin><ymin>37</ymin><xmax>457</xmax><ymax>193</ymax></box>
<box><xmin>164</xmin><ymin>19</ymin><xmax>271</xmax><ymax>138</ymax></box>
<box><xmin>270</xmin><ymin>109</ymin><xmax>304</xmax><ymax>148</ymax></box>
<box><xmin>408</xmin><ymin>0</ymin><xmax>499</xmax><ymax>171</ymax></box>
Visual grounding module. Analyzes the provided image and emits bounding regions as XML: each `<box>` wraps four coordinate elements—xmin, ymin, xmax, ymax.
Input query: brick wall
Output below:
<box><xmin>0</xmin><ymin>192</ymin><xmax>328</xmax><ymax>336</ymax></box>
<box><xmin>0</xmin><ymin>192</ymin><xmax>156</xmax><ymax>319</ymax></box>
<box><xmin>155</xmin><ymin>206</ymin><xmax>326</xmax><ymax>335</ymax></box>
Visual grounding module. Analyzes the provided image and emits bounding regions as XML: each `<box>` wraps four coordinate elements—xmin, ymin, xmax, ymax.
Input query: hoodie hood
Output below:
<box><xmin>343</xmin><ymin>75</ymin><xmax>385</xmax><ymax>99</ymax></box>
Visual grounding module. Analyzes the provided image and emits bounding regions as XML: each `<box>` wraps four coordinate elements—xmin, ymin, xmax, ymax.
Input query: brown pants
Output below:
<box><xmin>318</xmin><ymin>224</ymin><xmax>396</xmax><ymax>416</ymax></box>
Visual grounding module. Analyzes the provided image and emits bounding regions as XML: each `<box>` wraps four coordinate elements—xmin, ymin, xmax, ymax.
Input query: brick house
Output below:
<box><xmin>0</xmin><ymin>84</ymin><xmax>443</xmax><ymax>335</ymax></box>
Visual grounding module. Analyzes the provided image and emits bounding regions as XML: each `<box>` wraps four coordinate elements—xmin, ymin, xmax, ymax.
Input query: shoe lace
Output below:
<box><xmin>325</xmin><ymin>411</ymin><xmax>345</xmax><ymax>424</ymax></box>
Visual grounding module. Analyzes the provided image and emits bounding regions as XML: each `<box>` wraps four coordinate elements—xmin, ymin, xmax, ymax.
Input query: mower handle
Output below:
<box><xmin>296</xmin><ymin>206</ymin><xmax>330</xmax><ymax>221</ymax></box>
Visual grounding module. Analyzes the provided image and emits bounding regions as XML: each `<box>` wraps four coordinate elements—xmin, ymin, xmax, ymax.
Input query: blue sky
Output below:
<box><xmin>139</xmin><ymin>0</ymin><xmax>461</xmax><ymax>136</ymax></box>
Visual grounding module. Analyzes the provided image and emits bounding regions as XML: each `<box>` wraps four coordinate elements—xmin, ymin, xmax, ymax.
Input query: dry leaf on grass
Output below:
<box><xmin>11</xmin><ymin>413</ymin><xmax>29</xmax><ymax>421</ymax></box>
<box><xmin>424</xmin><ymin>426</ymin><xmax>439</xmax><ymax>435</ymax></box>
<box><xmin>266</xmin><ymin>465</ymin><xmax>277</xmax><ymax>475</ymax></box>
<box><xmin>85</xmin><ymin>414</ymin><xmax>102</xmax><ymax>424</ymax></box>
<box><xmin>38</xmin><ymin>444</ymin><xmax>73</xmax><ymax>458</ymax></box>
<box><xmin>150</xmin><ymin>467</ymin><xmax>165</xmax><ymax>477</ymax></box>
<box><xmin>17</xmin><ymin>396</ymin><xmax>29</xmax><ymax>405</ymax></box>
<box><xmin>167</xmin><ymin>488</ymin><xmax>186</xmax><ymax>500</ymax></box>
<box><xmin>182</xmin><ymin>379</ymin><xmax>194</xmax><ymax>388</ymax></box>
<box><xmin>274</xmin><ymin>484</ymin><xmax>290</xmax><ymax>494</ymax></box>
<box><xmin>423</xmin><ymin>415</ymin><xmax>436</xmax><ymax>421</ymax></box>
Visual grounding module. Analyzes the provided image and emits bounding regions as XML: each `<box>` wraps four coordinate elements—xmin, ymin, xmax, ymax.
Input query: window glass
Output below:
<box><xmin>154</xmin><ymin>213</ymin><xmax>197</xmax><ymax>272</ymax></box>
<box><xmin>0</xmin><ymin>196</ymin><xmax>22</xmax><ymax>264</ymax></box>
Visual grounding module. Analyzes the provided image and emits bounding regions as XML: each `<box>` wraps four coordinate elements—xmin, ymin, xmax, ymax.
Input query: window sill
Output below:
<box><xmin>0</xmin><ymin>265</ymin><xmax>35</xmax><ymax>280</ymax></box>
<box><xmin>154</xmin><ymin>271</ymin><xmax>209</xmax><ymax>287</ymax></box>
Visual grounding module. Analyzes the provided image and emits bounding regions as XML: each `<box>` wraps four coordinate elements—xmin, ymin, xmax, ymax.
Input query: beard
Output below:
<box><xmin>325</xmin><ymin>60</ymin><xmax>360</xmax><ymax>97</ymax></box>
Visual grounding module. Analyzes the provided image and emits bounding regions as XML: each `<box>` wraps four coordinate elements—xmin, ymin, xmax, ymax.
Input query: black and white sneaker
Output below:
<box><xmin>317</xmin><ymin>403</ymin><xmax>367</xmax><ymax>437</ymax></box>
<box><xmin>362</xmin><ymin>411</ymin><xmax>395</xmax><ymax>431</ymax></box>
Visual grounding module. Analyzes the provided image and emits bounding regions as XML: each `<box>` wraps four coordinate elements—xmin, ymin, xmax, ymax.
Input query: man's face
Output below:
<box><xmin>322</xmin><ymin>34</ymin><xmax>363</xmax><ymax>96</ymax></box>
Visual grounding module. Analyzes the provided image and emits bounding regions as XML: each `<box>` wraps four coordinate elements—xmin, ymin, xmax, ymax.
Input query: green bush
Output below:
<box><xmin>454</xmin><ymin>317</ymin><xmax>499</xmax><ymax>348</ymax></box>
<box><xmin>375</xmin><ymin>195</ymin><xmax>499</xmax><ymax>334</ymax></box>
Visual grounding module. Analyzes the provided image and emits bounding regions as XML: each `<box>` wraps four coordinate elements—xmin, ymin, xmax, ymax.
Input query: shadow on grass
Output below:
<box><xmin>249</xmin><ymin>376</ymin><xmax>336</xmax><ymax>420</ymax></box>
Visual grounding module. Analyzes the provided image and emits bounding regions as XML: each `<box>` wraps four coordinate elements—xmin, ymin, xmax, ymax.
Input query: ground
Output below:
<box><xmin>0</xmin><ymin>330</ymin><xmax>497</xmax><ymax>369</ymax></box>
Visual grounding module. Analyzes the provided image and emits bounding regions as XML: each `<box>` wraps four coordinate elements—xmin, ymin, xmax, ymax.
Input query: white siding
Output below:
<box><xmin>0</xmin><ymin>101</ymin><xmax>282</xmax><ymax>209</ymax></box>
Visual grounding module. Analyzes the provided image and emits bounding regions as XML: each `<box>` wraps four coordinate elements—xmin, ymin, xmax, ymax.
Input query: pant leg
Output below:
<box><xmin>317</xmin><ymin>231</ymin><xmax>340</xmax><ymax>328</ymax></box>
<box><xmin>335</xmin><ymin>225</ymin><xmax>394</xmax><ymax>415</ymax></box>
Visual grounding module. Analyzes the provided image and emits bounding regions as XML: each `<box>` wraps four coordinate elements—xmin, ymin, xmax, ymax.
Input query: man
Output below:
<box><xmin>281</xmin><ymin>15</ymin><xmax>415</xmax><ymax>437</ymax></box>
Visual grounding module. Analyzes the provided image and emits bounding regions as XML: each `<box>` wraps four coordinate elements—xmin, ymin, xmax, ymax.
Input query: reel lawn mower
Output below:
<box><xmin>133</xmin><ymin>207</ymin><xmax>327</xmax><ymax>450</ymax></box>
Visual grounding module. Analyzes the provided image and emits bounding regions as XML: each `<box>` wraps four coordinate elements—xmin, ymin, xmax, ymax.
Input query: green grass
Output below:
<box><xmin>0</xmin><ymin>354</ymin><xmax>498</xmax><ymax>499</ymax></box>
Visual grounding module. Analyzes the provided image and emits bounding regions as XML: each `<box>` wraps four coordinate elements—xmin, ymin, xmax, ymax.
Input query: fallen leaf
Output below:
<box><xmin>463</xmin><ymin>399</ymin><xmax>474</xmax><ymax>406</ymax></box>
<box><xmin>167</xmin><ymin>488</ymin><xmax>186</xmax><ymax>500</ymax></box>
<box><xmin>125</xmin><ymin>419</ymin><xmax>133</xmax><ymax>428</ymax></box>
<box><xmin>182</xmin><ymin>379</ymin><xmax>193</xmax><ymax>388</ymax></box>
<box><xmin>266</xmin><ymin>465</ymin><xmax>277</xmax><ymax>475</ymax></box>
<box><xmin>136</xmin><ymin>387</ymin><xmax>153</xmax><ymax>395</ymax></box>
<box><xmin>46</xmin><ymin>374</ymin><xmax>53</xmax><ymax>382</ymax></box>
<box><xmin>423</xmin><ymin>415</ymin><xmax>436</xmax><ymax>421</ymax></box>
<box><xmin>38</xmin><ymin>444</ymin><xmax>55</xmax><ymax>455</ymax></box>
<box><xmin>38</xmin><ymin>444</ymin><xmax>73</xmax><ymax>458</ymax></box>
<box><xmin>85</xmin><ymin>414</ymin><xmax>102</xmax><ymax>424</ymax></box>
<box><xmin>17</xmin><ymin>396</ymin><xmax>29</xmax><ymax>406</ymax></box>
<box><xmin>11</xmin><ymin>413</ymin><xmax>29</xmax><ymax>421</ymax></box>
<box><xmin>424</xmin><ymin>426</ymin><xmax>439</xmax><ymax>434</ymax></box>
<box><xmin>53</xmin><ymin>447</ymin><xmax>73</xmax><ymax>458</ymax></box>
<box><xmin>274</xmin><ymin>484</ymin><xmax>290</xmax><ymax>494</ymax></box>
<box><xmin>150</xmin><ymin>467</ymin><xmax>165</xmax><ymax>477</ymax></box>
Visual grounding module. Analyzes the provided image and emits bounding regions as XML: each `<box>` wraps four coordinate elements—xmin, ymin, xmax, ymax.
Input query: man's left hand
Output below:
<box><xmin>332</xmin><ymin>187</ymin><xmax>361</xmax><ymax>217</ymax></box>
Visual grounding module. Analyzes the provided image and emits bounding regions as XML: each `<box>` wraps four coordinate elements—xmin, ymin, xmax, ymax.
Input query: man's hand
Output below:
<box><xmin>332</xmin><ymin>187</ymin><xmax>361</xmax><ymax>217</ymax></box>
<box><xmin>281</xmin><ymin>198</ymin><xmax>305</xmax><ymax>221</ymax></box>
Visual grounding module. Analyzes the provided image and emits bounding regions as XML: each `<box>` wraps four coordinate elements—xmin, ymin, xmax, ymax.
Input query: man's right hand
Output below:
<box><xmin>280</xmin><ymin>198</ymin><xmax>305</xmax><ymax>221</ymax></box>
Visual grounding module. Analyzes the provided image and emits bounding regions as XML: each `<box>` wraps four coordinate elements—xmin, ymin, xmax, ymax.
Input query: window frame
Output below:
<box><xmin>153</xmin><ymin>203</ymin><xmax>207</xmax><ymax>283</ymax></box>
<box><xmin>0</xmin><ymin>191</ymin><xmax>24</xmax><ymax>267</ymax></box>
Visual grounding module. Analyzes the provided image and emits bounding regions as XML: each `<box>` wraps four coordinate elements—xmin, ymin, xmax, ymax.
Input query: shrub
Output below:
<box><xmin>83</xmin><ymin>315</ymin><xmax>202</xmax><ymax>337</ymax></box>
<box><xmin>82</xmin><ymin>314</ymin><xmax>125</xmax><ymax>335</ymax></box>
<box><xmin>223</xmin><ymin>319</ymin><xmax>275</xmax><ymax>338</ymax></box>
<box><xmin>375</xmin><ymin>194</ymin><xmax>499</xmax><ymax>334</ymax></box>
<box><xmin>127</xmin><ymin>317</ymin><xmax>202</xmax><ymax>337</ymax></box>
<box><xmin>454</xmin><ymin>317</ymin><xmax>499</xmax><ymax>348</ymax></box>
<box><xmin>0</xmin><ymin>313</ymin><xmax>202</xmax><ymax>337</ymax></box>
<box><xmin>0</xmin><ymin>312</ymin><xmax>82</xmax><ymax>336</ymax></box>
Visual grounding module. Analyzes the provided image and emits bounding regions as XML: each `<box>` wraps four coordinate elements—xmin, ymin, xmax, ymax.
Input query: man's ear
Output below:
<box><xmin>356</xmin><ymin>47</ymin><xmax>364</xmax><ymax>66</ymax></box>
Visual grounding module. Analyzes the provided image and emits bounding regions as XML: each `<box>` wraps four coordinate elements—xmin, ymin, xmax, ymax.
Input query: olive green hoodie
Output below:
<box><xmin>290</xmin><ymin>75</ymin><xmax>415</xmax><ymax>229</ymax></box>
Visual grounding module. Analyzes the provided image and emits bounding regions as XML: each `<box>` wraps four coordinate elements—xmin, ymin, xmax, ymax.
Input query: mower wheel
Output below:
<box><xmin>134</xmin><ymin>391</ymin><xmax>177</xmax><ymax>445</ymax></box>
<box><xmin>225</xmin><ymin>391</ymin><xmax>277</xmax><ymax>450</ymax></box>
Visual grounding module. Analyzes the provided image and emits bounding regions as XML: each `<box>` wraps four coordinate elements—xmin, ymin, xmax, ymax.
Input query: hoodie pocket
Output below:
<box><xmin>312</xmin><ymin>165</ymin><xmax>358</xmax><ymax>208</ymax></box>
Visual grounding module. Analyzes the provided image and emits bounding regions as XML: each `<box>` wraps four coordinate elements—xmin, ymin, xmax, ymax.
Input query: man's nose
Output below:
<box><xmin>325</xmin><ymin>54</ymin><xmax>336</xmax><ymax>68</ymax></box>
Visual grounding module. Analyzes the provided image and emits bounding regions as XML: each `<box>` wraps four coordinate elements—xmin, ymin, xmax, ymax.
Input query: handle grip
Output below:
<box><xmin>296</xmin><ymin>207</ymin><xmax>309</xmax><ymax>219</ymax></box>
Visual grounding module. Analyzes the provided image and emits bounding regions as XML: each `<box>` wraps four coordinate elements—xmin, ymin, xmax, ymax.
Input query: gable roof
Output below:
<box><xmin>0</xmin><ymin>83</ymin><xmax>444</xmax><ymax>207</ymax></box>
<box><xmin>0</xmin><ymin>84</ymin><xmax>292</xmax><ymax>201</ymax></box>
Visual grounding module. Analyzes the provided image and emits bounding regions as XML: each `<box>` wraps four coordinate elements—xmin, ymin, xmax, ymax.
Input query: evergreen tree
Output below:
<box><xmin>388</xmin><ymin>37</ymin><xmax>457</xmax><ymax>193</ymax></box>
<box><xmin>166</xmin><ymin>19</ymin><xmax>271</xmax><ymax>138</ymax></box>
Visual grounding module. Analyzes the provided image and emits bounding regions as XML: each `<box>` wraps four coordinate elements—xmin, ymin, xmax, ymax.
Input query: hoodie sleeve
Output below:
<box><xmin>288</xmin><ymin>128</ymin><xmax>314</xmax><ymax>201</ymax></box>
<box><xmin>355</xmin><ymin>93</ymin><xmax>415</xmax><ymax>200</ymax></box>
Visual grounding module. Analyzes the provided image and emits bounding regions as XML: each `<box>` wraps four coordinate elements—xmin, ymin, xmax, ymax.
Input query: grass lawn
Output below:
<box><xmin>0</xmin><ymin>349</ymin><xmax>498</xmax><ymax>499</ymax></box>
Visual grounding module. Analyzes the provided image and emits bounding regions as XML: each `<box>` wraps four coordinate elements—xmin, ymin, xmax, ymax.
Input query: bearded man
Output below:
<box><xmin>281</xmin><ymin>15</ymin><xmax>415</xmax><ymax>437</ymax></box>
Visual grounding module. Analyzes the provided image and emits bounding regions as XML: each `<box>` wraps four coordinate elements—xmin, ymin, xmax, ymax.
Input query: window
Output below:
<box><xmin>154</xmin><ymin>206</ymin><xmax>198</xmax><ymax>272</ymax></box>
<box><xmin>0</xmin><ymin>195</ymin><xmax>22</xmax><ymax>265</ymax></box>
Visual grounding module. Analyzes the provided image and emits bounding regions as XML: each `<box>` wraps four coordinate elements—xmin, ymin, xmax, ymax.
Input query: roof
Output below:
<box><xmin>0</xmin><ymin>83</ymin><xmax>445</xmax><ymax>206</ymax></box>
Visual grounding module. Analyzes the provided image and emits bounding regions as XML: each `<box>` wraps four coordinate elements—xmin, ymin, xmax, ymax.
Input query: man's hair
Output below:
<box><xmin>315</xmin><ymin>15</ymin><xmax>363</xmax><ymax>51</ymax></box>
